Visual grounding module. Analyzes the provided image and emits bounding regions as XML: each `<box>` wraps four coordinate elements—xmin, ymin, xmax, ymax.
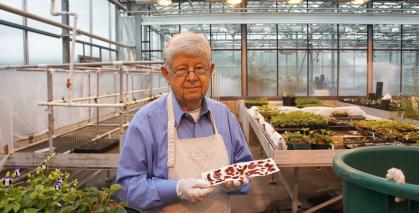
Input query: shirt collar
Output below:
<box><xmin>171</xmin><ymin>93</ymin><xmax>210</xmax><ymax>125</ymax></box>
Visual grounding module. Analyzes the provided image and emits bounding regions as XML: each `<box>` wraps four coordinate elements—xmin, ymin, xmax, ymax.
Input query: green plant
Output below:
<box><xmin>271</xmin><ymin>111</ymin><xmax>330</xmax><ymax>128</ymax></box>
<box><xmin>331</xmin><ymin>111</ymin><xmax>349</xmax><ymax>117</ymax></box>
<box><xmin>282</xmin><ymin>128</ymin><xmax>310</xmax><ymax>144</ymax></box>
<box><xmin>398</xmin><ymin>96</ymin><xmax>419</xmax><ymax>120</ymax></box>
<box><xmin>310</xmin><ymin>129</ymin><xmax>335</xmax><ymax>145</ymax></box>
<box><xmin>282</xmin><ymin>131</ymin><xmax>310</xmax><ymax>144</ymax></box>
<box><xmin>0</xmin><ymin>154</ymin><xmax>126</xmax><ymax>213</ymax></box>
<box><xmin>245</xmin><ymin>98</ymin><xmax>268</xmax><ymax>108</ymax></box>
<box><xmin>353</xmin><ymin>120</ymin><xmax>418</xmax><ymax>142</ymax></box>
<box><xmin>295</xmin><ymin>98</ymin><xmax>325</xmax><ymax>108</ymax></box>
<box><xmin>256</xmin><ymin>105</ymin><xmax>280</xmax><ymax>122</ymax></box>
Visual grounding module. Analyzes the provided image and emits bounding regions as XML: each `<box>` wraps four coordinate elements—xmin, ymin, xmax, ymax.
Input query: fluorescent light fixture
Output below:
<box><xmin>288</xmin><ymin>0</ymin><xmax>303</xmax><ymax>4</ymax></box>
<box><xmin>226</xmin><ymin>0</ymin><xmax>241</xmax><ymax>5</ymax></box>
<box><xmin>351</xmin><ymin>0</ymin><xmax>368</xmax><ymax>5</ymax></box>
<box><xmin>158</xmin><ymin>0</ymin><xmax>172</xmax><ymax>6</ymax></box>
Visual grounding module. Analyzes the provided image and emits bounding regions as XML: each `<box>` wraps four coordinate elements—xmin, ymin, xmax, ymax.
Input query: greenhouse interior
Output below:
<box><xmin>0</xmin><ymin>0</ymin><xmax>418</xmax><ymax>212</ymax></box>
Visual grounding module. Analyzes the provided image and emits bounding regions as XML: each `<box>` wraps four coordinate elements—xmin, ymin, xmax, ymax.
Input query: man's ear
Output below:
<box><xmin>209</xmin><ymin>63</ymin><xmax>215</xmax><ymax>75</ymax></box>
<box><xmin>161</xmin><ymin>66</ymin><xmax>170</xmax><ymax>83</ymax></box>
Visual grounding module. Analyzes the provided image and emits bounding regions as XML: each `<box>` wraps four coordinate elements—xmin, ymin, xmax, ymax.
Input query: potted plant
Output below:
<box><xmin>0</xmin><ymin>154</ymin><xmax>127</xmax><ymax>212</ymax></box>
<box><xmin>245</xmin><ymin>98</ymin><xmax>268</xmax><ymax>108</ymax></box>
<box><xmin>310</xmin><ymin>129</ymin><xmax>334</xmax><ymax>149</ymax></box>
<box><xmin>295</xmin><ymin>98</ymin><xmax>324</xmax><ymax>108</ymax></box>
<box><xmin>271</xmin><ymin>111</ymin><xmax>330</xmax><ymax>130</ymax></box>
<box><xmin>256</xmin><ymin>105</ymin><xmax>280</xmax><ymax>123</ymax></box>
<box><xmin>331</xmin><ymin>111</ymin><xmax>349</xmax><ymax>118</ymax></box>
<box><xmin>282</xmin><ymin>91</ymin><xmax>296</xmax><ymax>106</ymax></box>
<box><xmin>282</xmin><ymin>129</ymin><xmax>311</xmax><ymax>150</ymax></box>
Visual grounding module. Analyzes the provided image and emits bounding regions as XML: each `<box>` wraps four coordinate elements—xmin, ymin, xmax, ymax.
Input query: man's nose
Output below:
<box><xmin>186</xmin><ymin>67</ymin><xmax>198</xmax><ymax>80</ymax></box>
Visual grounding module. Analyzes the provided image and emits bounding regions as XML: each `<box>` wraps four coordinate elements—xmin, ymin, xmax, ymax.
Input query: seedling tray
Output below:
<box><xmin>333</xmin><ymin>116</ymin><xmax>366</xmax><ymax>121</ymax></box>
<box><xmin>274</xmin><ymin>124</ymin><xmax>329</xmax><ymax>133</ymax></box>
<box><xmin>73</xmin><ymin>139</ymin><xmax>119</xmax><ymax>153</ymax></box>
<box><xmin>328</xmin><ymin>124</ymin><xmax>356</xmax><ymax>131</ymax></box>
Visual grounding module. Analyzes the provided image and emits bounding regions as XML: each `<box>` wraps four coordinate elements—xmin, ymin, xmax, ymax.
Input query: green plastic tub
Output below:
<box><xmin>333</xmin><ymin>146</ymin><xmax>419</xmax><ymax>213</ymax></box>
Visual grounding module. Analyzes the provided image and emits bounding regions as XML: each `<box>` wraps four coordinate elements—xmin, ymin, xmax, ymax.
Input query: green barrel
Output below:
<box><xmin>333</xmin><ymin>146</ymin><xmax>419</xmax><ymax>213</ymax></box>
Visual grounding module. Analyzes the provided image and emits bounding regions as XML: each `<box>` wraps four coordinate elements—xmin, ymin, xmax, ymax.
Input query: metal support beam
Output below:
<box><xmin>241</xmin><ymin>24</ymin><xmax>247</xmax><ymax>97</ymax></box>
<box><xmin>62</xmin><ymin>0</ymin><xmax>70</xmax><ymax>63</ymax></box>
<box><xmin>135</xmin><ymin>15</ymin><xmax>143</xmax><ymax>60</ymax></box>
<box><xmin>23</xmin><ymin>0</ymin><xmax>28</xmax><ymax>65</ymax></box>
<box><xmin>47</xmin><ymin>69</ymin><xmax>55</xmax><ymax>154</ymax></box>
<box><xmin>140</xmin><ymin>13</ymin><xmax>419</xmax><ymax>26</ymax></box>
<box><xmin>367</xmin><ymin>25</ymin><xmax>373</xmax><ymax>94</ymax></box>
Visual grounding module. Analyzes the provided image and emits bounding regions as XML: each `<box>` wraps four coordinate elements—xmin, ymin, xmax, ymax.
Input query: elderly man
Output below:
<box><xmin>116</xmin><ymin>32</ymin><xmax>253</xmax><ymax>212</ymax></box>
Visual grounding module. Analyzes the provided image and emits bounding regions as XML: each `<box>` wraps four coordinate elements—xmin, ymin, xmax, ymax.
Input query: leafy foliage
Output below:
<box><xmin>271</xmin><ymin>111</ymin><xmax>330</xmax><ymax>128</ymax></box>
<box><xmin>310</xmin><ymin>129</ymin><xmax>335</xmax><ymax>145</ymax></box>
<box><xmin>330</xmin><ymin>111</ymin><xmax>349</xmax><ymax>117</ymax></box>
<box><xmin>282</xmin><ymin>131</ymin><xmax>310</xmax><ymax>144</ymax></box>
<box><xmin>295</xmin><ymin>98</ymin><xmax>325</xmax><ymax>108</ymax></box>
<box><xmin>397</xmin><ymin>96</ymin><xmax>419</xmax><ymax>120</ymax></box>
<box><xmin>0</xmin><ymin>154</ymin><xmax>127</xmax><ymax>213</ymax></box>
<box><xmin>282</xmin><ymin>128</ymin><xmax>335</xmax><ymax>145</ymax></box>
<box><xmin>256</xmin><ymin>105</ymin><xmax>280</xmax><ymax>122</ymax></box>
<box><xmin>353</xmin><ymin>120</ymin><xmax>418</xmax><ymax>142</ymax></box>
<box><xmin>245</xmin><ymin>98</ymin><xmax>268</xmax><ymax>108</ymax></box>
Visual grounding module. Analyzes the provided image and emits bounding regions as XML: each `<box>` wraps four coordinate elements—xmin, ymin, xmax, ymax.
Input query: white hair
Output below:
<box><xmin>163</xmin><ymin>32</ymin><xmax>211</xmax><ymax>67</ymax></box>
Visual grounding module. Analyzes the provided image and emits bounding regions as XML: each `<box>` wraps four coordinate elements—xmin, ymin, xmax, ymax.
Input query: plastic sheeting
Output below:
<box><xmin>0</xmin><ymin>69</ymin><xmax>124</xmax><ymax>151</ymax></box>
<box><xmin>276</xmin><ymin>106</ymin><xmax>383</xmax><ymax>120</ymax></box>
<box><xmin>119</xmin><ymin>16</ymin><xmax>136</xmax><ymax>61</ymax></box>
<box><xmin>0</xmin><ymin>71</ymin><xmax>13</xmax><ymax>150</ymax></box>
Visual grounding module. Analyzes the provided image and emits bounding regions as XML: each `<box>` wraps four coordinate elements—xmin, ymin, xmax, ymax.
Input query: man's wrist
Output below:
<box><xmin>156</xmin><ymin>179</ymin><xmax>179</xmax><ymax>203</ymax></box>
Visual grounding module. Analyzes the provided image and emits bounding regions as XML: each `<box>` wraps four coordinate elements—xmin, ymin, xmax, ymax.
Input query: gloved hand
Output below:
<box><xmin>176</xmin><ymin>178</ymin><xmax>215</xmax><ymax>203</ymax></box>
<box><xmin>221</xmin><ymin>177</ymin><xmax>249</xmax><ymax>192</ymax></box>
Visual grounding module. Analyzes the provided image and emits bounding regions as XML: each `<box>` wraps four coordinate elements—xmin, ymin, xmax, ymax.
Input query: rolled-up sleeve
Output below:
<box><xmin>116</xmin><ymin>118</ymin><xmax>179</xmax><ymax>210</ymax></box>
<box><xmin>226</xmin><ymin>110</ymin><xmax>254</xmax><ymax>194</ymax></box>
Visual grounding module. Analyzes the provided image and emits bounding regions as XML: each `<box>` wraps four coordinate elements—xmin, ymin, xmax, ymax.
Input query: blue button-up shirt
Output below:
<box><xmin>116</xmin><ymin>94</ymin><xmax>253</xmax><ymax>210</ymax></box>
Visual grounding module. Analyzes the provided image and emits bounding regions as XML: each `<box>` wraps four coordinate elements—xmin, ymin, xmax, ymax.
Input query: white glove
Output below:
<box><xmin>176</xmin><ymin>178</ymin><xmax>215</xmax><ymax>203</ymax></box>
<box><xmin>221</xmin><ymin>177</ymin><xmax>249</xmax><ymax>192</ymax></box>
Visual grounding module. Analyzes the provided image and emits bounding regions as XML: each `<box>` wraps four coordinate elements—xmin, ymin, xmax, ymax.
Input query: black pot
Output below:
<box><xmin>381</xmin><ymin>99</ymin><xmax>391</xmax><ymax>111</ymax></box>
<box><xmin>311</xmin><ymin>144</ymin><xmax>331</xmax><ymax>149</ymax></box>
<box><xmin>283</xmin><ymin>96</ymin><xmax>296</xmax><ymax>106</ymax></box>
<box><xmin>125</xmin><ymin>207</ymin><xmax>141</xmax><ymax>213</ymax></box>
<box><xmin>368</xmin><ymin>93</ymin><xmax>376</xmax><ymax>100</ymax></box>
<box><xmin>291</xmin><ymin>143</ymin><xmax>311</xmax><ymax>150</ymax></box>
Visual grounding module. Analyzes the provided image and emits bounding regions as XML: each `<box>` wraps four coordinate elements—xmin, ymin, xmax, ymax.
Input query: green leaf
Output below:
<box><xmin>35</xmin><ymin>185</ymin><xmax>44</xmax><ymax>191</ymax></box>
<box><xmin>110</xmin><ymin>184</ymin><xmax>121</xmax><ymax>192</ymax></box>
<box><xmin>12</xmin><ymin>203</ymin><xmax>20</xmax><ymax>212</ymax></box>
<box><xmin>113</xmin><ymin>207</ymin><xmax>127</xmax><ymax>213</ymax></box>
<box><xmin>5</xmin><ymin>204</ymin><xmax>13</xmax><ymax>213</ymax></box>
<box><xmin>24</xmin><ymin>208</ymin><xmax>40</xmax><ymax>213</ymax></box>
<box><xmin>58</xmin><ymin>206</ymin><xmax>72</xmax><ymax>213</ymax></box>
<box><xmin>95</xmin><ymin>207</ymin><xmax>105</xmax><ymax>213</ymax></box>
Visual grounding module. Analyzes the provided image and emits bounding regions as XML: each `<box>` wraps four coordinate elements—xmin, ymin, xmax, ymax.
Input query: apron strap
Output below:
<box><xmin>166</xmin><ymin>93</ymin><xmax>221</xmax><ymax>167</ymax></box>
<box><xmin>167</xmin><ymin>93</ymin><xmax>176</xmax><ymax>168</ymax></box>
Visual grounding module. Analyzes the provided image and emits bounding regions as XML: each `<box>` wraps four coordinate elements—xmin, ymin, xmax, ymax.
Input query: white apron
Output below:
<box><xmin>158</xmin><ymin>93</ymin><xmax>231</xmax><ymax>213</ymax></box>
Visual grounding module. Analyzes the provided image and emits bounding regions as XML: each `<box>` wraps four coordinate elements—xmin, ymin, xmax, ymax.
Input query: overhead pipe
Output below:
<box><xmin>0</xmin><ymin>3</ymin><xmax>134</xmax><ymax>48</ymax></box>
<box><xmin>51</xmin><ymin>0</ymin><xmax>78</xmax><ymax>103</ymax></box>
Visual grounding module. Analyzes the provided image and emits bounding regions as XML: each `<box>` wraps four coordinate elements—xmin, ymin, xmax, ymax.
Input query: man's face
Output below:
<box><xmin>162</xmin><ymin>52</ymin><xmax>214</xmax><ymax>105</ymax></box>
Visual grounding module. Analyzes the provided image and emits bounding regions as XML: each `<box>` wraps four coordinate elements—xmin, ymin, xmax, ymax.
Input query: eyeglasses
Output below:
<box><xmin>168</xmin><ymin>63</ymin><xmax>211</xmax><ymax>77</ymax></box>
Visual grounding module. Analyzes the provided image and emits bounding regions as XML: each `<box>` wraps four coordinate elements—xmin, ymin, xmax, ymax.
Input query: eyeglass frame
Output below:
<box><xmin>165</xmin><ymin>61</ymin><xmax>212</xmax><ymax>78</ymax></box>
